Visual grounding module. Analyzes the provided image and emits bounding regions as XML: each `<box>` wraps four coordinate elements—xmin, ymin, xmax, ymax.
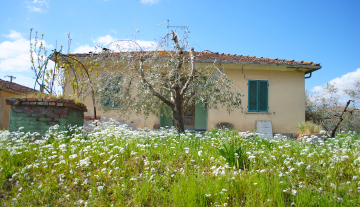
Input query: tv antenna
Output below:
<box><xmin>156</xmin><ymin>20</ymin><xmax>189</xmax><ymax>50</ymax></box>
<box><xmin>5</xmin><ymin>75</ymin><xmax>16</xmax><ymax>83</ymax></box>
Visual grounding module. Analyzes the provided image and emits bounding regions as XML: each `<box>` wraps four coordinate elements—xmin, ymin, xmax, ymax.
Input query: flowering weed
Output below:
<box><xmin>0</xmin><ymin>121</ymin><xmax>359</xmax><ymax>206</ymax></box>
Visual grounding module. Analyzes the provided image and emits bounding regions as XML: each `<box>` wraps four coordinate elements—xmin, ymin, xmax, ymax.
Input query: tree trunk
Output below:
<box><xmin>172</xmin><ymin>106</ymin><xmax>184</xmax><ymax>133</ymax></box>
<box><xmin>330</xmin><ymin>100</ymin><xmax>352</xmax><ymax>137</ymax></box>
<box><xmin>172</xmin><ymin>89</ymin><xmax>184</xmax><ymax>133</ymax></box>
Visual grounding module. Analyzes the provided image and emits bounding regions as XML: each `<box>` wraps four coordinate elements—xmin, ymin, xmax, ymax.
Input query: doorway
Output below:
<box><xmin>183</xmin><ymin>104</ymin><xmax>195</xmax><ymax>130</ymax></box>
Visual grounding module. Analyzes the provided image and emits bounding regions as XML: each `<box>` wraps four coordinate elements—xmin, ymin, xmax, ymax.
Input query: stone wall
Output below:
<box><xmin>6</xmin><ymin>98</ymin><xmax>87</xmax><ymax>135</ymax></box>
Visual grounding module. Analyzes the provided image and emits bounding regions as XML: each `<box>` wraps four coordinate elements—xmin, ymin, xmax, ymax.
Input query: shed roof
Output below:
<box><xmin>0</xmin><ymin>79</ymin><xmax>37</xmax><ymax>94</ymax></box>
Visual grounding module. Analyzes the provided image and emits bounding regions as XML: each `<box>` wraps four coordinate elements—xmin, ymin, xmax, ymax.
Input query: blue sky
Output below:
<box><xmin>0</xmin><ymin>0</ymin><xmax>359</xmax><ymax>101</ymax></box>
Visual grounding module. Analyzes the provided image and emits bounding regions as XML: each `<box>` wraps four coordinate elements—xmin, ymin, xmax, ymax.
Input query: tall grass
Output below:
<box><xmin>297</xmin><ymin>121</ymin><xmax>323</xmax><ymax>137</ymax></box>
<box><xmin>0</xmin><ymin>120</ymin><xmax>359</xmax><ymax>206</ymax></box>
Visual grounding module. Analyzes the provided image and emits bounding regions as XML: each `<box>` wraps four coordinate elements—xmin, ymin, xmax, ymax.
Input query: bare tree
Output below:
<box><xmin>344</xmin><ymin>81</ymin><xmax>360</xmax><ymax>104</ymax></box>
<box><xmin>306</xmin><ymin>82</ymin><xmax>360</xmax><ymax>136</ymax></box>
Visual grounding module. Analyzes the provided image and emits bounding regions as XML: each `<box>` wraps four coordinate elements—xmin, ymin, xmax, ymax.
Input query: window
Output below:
<box><xmin>248</xmin><ymin>80</ymin><xmax>268</xmax><ymax>112</ymax></box>
<box><xmin>101</xmin><ymin>75</ymin><xmax>122</xmax><ymax>109</ymax></box>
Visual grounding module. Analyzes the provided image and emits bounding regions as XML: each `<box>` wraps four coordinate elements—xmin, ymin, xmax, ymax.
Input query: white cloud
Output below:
<box><xmin>140</xmin><ymin>0</ymin><xmax>159</xmax><ymax>4</ymax></box>
<box><xmin>14</xmin><ymin>74</ymin><xmax>36</xmax><ymax>89</ymax></box>
<box><xmin>135</xmin><ymin>40</ymin><xmax>159</xmax><ymax>50</ymax></box>
<box><xmin>311</xmin><ymin>68</ymin><xmax>360</xmax><ymax>104</ymax></box>
<box><xmin>311</xmin><ymin>86</ymin><xmax>323</xmax><ymax>93</ymax></box>
<box><xmin>88</xmin><ymin>34</ymin><xmax>159</xmax><ymax>52</ymax></box>
<box><xmin>26</xmin><ymin>0</ymin><xmax>49</xmax><ymax>12</ymax></box>
<box><xmin>0</xmin><ymin>38</ymin><xmax>29</xmax><ymax>59</ymax></box>
<box><xmin>73</xmin><ymin>39</ymin><xmax>159</xmax><ymax>53</ymax></box>
<box><xmin>27</xmin><ymin>6</ymin><xmax>43</xmax><ymax>12</ymax></box>
<box><xmin>73</xmin><ymin>45</ymin><xmax>97</xmax><ymax>53</ymax></box>
<box><xmin>110</xmin><ymin>29</ymin><xmax>117</xmax><ymax>34</ymax></box>
<box><xmin>0</xmin><ymin>30</ymin><xmax>52</xmax><ymax>73</ymax></box>
<box><xmin>3</xmin><ymin>30</ymin><xmax>23</xmax><ymax>40</ymax></box>
<box><xmin>33</xmin><ymin>0</ymin><xmax>48</xmax><ymax>3</ymax></box>
<box><xmin>94</xmin><ymin>35</ymin><xmax>117</xmax><ymax>46</ymax></box>
<box><xmin>327</xmin><ymin>68</ymin><xmax>360</xmax><ymax>90</ymax></box>
<box><xmin>105</xmin><ymin>39</ymin><xmax>159</xmax><ymax>51</ymax></box>
<box><xmin>0</xmin><ymin>54</ymin><xmax>31</xmax><ymax>72</ymax></box>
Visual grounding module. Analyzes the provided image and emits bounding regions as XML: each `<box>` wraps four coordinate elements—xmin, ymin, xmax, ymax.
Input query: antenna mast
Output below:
<box><xmin>4</xmin><ymin>75</ymin><xmax>16</xmax><ymax>83</ymax></box>
<box><xmin>156</xmin><ymin>20</ymin><xmax>189</xmax><ymax>50</ymax></box>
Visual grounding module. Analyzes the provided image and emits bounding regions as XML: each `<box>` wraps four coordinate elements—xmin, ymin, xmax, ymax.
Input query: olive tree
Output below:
<box><xmin>306</xmin><ymin>82</ymin><xmax>360</xmax><ymax>136</ymax></box>
<box><xmin>344</xmin><ymin>81</ymin><xmax>360</xmax><ymax>104</ymax></box>
<box><xmin>94</xmin><ymin>31</ymin><xmax>242</xmax><ymax>132</ymax></box>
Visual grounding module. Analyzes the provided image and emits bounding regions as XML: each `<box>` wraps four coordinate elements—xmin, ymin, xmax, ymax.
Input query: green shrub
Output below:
<box><xmin>218</xmin><ymin>136</ymin><xmax>248</xmax><ymax>170</ymax></box>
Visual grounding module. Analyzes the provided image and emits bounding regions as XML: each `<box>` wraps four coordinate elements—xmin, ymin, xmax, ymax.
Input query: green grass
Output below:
<box><xmin>0</xmin><ymin>120</ymin><xmax>360</xmax><ymax>206</ymax></box>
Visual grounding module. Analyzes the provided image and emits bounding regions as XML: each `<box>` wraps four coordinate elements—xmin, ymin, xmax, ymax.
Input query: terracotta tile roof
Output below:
<box><xmin>192</xmin><ymin>52</ymin><xmax>321</xmax><ymax>67</ymax></box>
<box><xmin>61</xmin><ymin>50</ymin><xmax>321</xmax><ymax>67</ymax></box>
<box><xmin>0</xmin><ymin>79</ymin><xmax>37</xmax><ymax>94</ymax></box>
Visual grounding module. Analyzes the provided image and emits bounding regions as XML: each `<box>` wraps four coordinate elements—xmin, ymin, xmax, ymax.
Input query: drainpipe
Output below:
<box><xmin>305</xmin><ymin>72</ymin><xmax>312</xmax><ymax>79</ymax></box>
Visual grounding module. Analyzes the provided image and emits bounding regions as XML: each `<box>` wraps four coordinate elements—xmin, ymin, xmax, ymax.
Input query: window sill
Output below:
<box><xmin>245</xmin><ymin>111</ymin><xmax>271</xmax><ymax>114</ymax></box>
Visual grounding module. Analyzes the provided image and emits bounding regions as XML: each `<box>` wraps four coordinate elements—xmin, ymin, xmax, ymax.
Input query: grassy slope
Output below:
<box><xmin>1</xmin><ymin>121</ymin><xmax>360</xmax><ymax>206</ymax></box>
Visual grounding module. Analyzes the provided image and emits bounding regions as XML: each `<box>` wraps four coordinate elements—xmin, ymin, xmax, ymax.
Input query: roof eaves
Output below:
<box><xmin>57</xmin><ymin>52</ymin><xmax>322</xmax><ymax>72</ymax></box>
<box><xmin>0</xmin><ymin>87</ymin><xmax>25</xmax><ymax>95</ymax></box>
<box><xmin>195</xmin><ymin>59</ymin><xmax>322</xmax><ymax>71</ymax></box>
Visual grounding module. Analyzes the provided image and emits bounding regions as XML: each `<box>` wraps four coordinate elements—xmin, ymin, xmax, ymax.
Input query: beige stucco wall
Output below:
<box><xmin>64</xmin><ymin>67</ymin><xmax>160</xmax><ymax>130</ymax></box>
<box><xmin>64</xmin><ymin>61</ymin><xmax>306</xmax><ymax>133</ymax></box>
<box><xmin>0</xmin><ymin>90</ymin><xmax>23</xmax><ymax>130</ymax></box>
<box><xmin>208</xmin><ymin>66</ymin><xmax>305</xmax><ymax>134</ymax></box>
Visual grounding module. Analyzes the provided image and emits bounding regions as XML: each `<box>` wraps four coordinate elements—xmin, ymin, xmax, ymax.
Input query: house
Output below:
<box><xmin>0</xmin><ymin>79</ymin><xmax>37</xmax><ymax>129</ymax></box>
<box><xmin>60</xmin><ymin>51</ymin><xmax>321</xmax><ymax>137</ymax></box>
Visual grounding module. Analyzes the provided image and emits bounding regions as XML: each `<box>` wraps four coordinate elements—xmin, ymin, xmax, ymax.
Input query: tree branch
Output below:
<box><xmin>136</xmin><ymin>59</ymin><xmax>174</xmax><ymax>108</ymax></box>
<box><xmin>212</xmin><ymin>59</ymin><xmax>225</xmax><ymax>75</ymax></box>
<box><xmin>181</xmin><ymin>47</ymin><xmax>196</xmax><ymax>96</ymax></box>
<box><xmin>330</xmin><ymin>100</ymin><xmax>353</xmax><ymax>137</ymax></box>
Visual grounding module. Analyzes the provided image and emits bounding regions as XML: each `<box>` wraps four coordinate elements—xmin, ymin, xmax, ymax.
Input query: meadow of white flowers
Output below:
<box><xmin>1</xmin><ymin>119</ymin><xmax>360</xmax><ymax>206</ymax></box>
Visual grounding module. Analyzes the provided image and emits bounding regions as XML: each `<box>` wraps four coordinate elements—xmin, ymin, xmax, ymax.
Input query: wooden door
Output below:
<box><xmin>183</xmin><ymin>104</ymin><xmax>195</xmax><ymax>130</ymax></box>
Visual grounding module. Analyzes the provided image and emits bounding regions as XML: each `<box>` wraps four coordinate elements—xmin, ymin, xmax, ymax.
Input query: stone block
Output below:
<box><xmin>60</xmin><ymin>114</ymin><xmax>67</xmax><ymax>119</ymax></box>
<box><xmin>26</xmin><ymin>98</ymin><xmax>38</xmax><ymax>102</ymax></box>
<box><xmin>54</xmin><ymin>110</ymin><xmax>67</xmax><ymax>114</ymax></box>
<box><xmin>37</xmin><ymin>102</ymin><xmax>48</xmax><ymax>106</ymax></box>
<box><xmin>12</xmin><ymin>107</ymin><xmax>23</xmax><ymax>113</ymax></box>
<box><xmin>64</xmin><ymin>103</ymin><xmax>73</xmax><ymax>107</ymax></box>
<box><xmin>46</xmin><ymin>114</ymin><xmax>59</xmax><ymax>118</ymax></box>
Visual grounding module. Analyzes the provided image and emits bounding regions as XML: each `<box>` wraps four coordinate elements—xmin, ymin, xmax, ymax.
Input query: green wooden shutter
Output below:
<box><xmin>194</xmin><ymin>101</ymin><xmax>208</xmax><ymax>130</ymax></box>
<box><xmin>258</xmin><ymin>80</ymin><xmax>268</xmax><ymax>112</ymax></box>
<box><xmin>160</xmin><ymin>105</ymin><xmax>173</xmax><ymax>127</ymax></box>
<box><xmin>248</xmin><ymin>80</ymin><xmax>258</xmax><ymax>112</ymax></box>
